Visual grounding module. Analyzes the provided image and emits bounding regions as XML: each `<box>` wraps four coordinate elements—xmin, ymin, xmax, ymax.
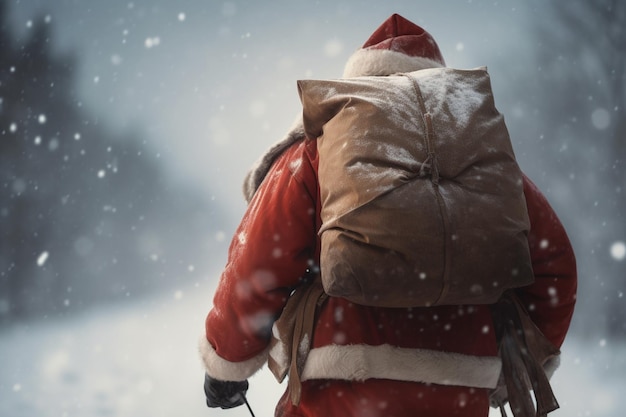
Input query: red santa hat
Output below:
<box><xmin>343</xmin><ymin>14</ymin><xmax>445</xmax><ymax>78</ymax></box>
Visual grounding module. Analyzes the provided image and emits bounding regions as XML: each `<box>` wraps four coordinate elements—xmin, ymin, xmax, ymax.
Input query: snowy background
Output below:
<box><xmin>1</xmin><ymin>0</ymin><xmax>625</xmax><ymax>416</ymax></box>
<box><xmin>1</xmin><ymin>275</ymin><xmax>625</xmax><ymax>417</ymax></box>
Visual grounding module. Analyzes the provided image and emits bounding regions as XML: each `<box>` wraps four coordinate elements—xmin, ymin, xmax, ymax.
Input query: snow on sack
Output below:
<box><xmin>297</xmin><ymin>67</ymin><xmax>534</xmax><ymax>308</ymax></box>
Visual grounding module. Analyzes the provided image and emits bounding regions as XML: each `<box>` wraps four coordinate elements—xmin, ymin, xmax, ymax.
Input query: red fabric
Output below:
<box><xmin>362</xmin><ymin>14</ymin><xmax>445</xmax><ymax>65</ymax></box>
<box><xmin>206</xmin><ymin>140</ymin><xmax>319</xmax><ymax>361</ymax></box>
<box><xmin>515</xmin><ymin>175</ymin><xmax>578</xmax><ymax>347</ymax></box>
<box><xmin>276</xmin><ymin>380</ymin><xmax>489</xmax><ymax>417</ymax></box>
<box><xmin>205</xmin><ymin>138</ymin><xmax>577</xmax><ymax>416</ymax></box>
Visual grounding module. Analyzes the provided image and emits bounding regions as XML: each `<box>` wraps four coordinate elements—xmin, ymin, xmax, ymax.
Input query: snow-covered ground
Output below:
<box><xmin>1</xmin><ymin>278</ymin><xmax>624</xmax><ymax>417</ymax></box>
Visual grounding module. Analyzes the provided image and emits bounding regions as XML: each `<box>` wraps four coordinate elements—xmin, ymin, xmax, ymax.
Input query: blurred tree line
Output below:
<box><xmin>0</xmin><ymin>1</ymin><xmax>223</xmax><ymax>324</ymax></box>
<box><xmin>542</xmin><ymin>1</ymin><xmax>625</xmax><ymax>338</ymax></box>
<box><xmin>515</xmin><ymin>0</ymin><xmax>625</xmax><ymax>337</ymax></box>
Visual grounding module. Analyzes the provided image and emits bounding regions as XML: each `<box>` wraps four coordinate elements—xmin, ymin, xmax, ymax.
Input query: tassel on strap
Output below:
<box><xmin>491</xmin><ymin>292</ymin><xmax>561</xmax><ymax>417</ymax></box>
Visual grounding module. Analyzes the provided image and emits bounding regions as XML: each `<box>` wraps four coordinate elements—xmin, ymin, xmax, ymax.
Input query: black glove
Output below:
<box><xmin>204</xmin><ymin>373</ymin><xmax>249</xmax><ymax>409</ymax></box>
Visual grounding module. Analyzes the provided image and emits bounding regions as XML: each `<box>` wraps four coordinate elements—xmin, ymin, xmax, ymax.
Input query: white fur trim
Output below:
<box><xmin>242</xmin><ymin>116</ymin><xmax>305</xmax><ymax>202</ymax></box>
<box><xmin>301</xmin><ymin>344</ymin><xmax>502</xmax><ymax>389</ymax></box>
<box><xmin>343</xmin><ymin>48</ymin><xmax>444</xmax><ymax>78</ymax></box>
<box><xmin>198</xmin><ymin>336</ymin><xmax>268</xmax><ymax>381</ymax></box>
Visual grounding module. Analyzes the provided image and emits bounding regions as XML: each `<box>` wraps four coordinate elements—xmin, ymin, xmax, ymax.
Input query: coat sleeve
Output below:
<box><xmin>516</xmin><ymin>174</ymin><xmax>577</xmax><ymax>349</ymax></box>
<box><xmin>200</xmin><ymin>140</ymin><xmax>319</xmax><ymax>381</ymax></box>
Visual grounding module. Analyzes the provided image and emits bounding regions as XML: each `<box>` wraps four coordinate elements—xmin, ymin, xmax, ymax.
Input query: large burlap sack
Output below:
<box><xmin>297</xmin><ymin>67</ymin><xmax>533</xmax><ymax>307</ymax></box>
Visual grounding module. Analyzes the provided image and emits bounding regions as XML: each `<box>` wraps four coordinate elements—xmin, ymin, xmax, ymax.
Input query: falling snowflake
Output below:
<box><xmin>591</xmin><ymin>108</ymin><xmax>610</xmax><ymax>130</ymax></box>
<box><xmin>48</xmin><ymin>138</ymin><xmax>59</xmax><ymax>151</ymax></box>
<box><xmin>610</xmin><ymin>241</ymin><xmax>625</xmax><ymax>261</ymax></box>
<box><xmin>111</xmin><ymin>54</ymin><xmax>122</xmax><ymax>65</ymax></box>
<box><xmin>37</xmin><ymin>251</ymin><xmax>49</xmax><ymax>266</ymax></box>
<box><xmin>324</xmin><ymin>39</ymin><xmax>343</xmax><ymax>57</ymax></box>
<box><xmin>145</xmin><ymin>37</ymin><xmax>161</xmax><ymax>48</ymax></box>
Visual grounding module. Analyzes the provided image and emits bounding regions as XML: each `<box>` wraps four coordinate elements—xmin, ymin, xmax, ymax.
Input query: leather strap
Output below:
<box><xmin>288</xmin><ymin>278</ymin><xmax>327</xmax><ymax>405</ymax></box>
<box><xmin>491</xmin><ymin>292</ymin><xmax>560</xmax><ymax>417</ymax></box>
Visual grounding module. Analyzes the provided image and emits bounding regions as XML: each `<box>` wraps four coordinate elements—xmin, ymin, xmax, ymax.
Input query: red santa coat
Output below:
<box><xmin>199</xmin><ymin>14</ymin><xmax>577</xmax><ymax>417</ymax></box>
<box><xmin>199</xmin><ymin>137</ymin><xmax>577</xmax><ymax>417</ymax></box>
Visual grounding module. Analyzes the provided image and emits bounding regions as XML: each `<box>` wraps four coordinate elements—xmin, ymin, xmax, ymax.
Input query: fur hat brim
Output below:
<box><xmin>343</xmin><ymin>48</ymin><xmax>444</xmax><ymax>78</ymax></box>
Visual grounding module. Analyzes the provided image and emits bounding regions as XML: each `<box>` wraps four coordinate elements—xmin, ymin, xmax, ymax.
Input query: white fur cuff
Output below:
<box><xmin>198</xmin><ymin>336</ymin><xmax>268</xmax><ymax>381</ymax></box>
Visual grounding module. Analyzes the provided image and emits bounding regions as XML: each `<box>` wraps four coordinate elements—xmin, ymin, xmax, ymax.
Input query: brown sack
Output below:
<box><xmin>297</xmin><ymin>67</ymin><xmax>533</xmax><ymax>308</ymax></box>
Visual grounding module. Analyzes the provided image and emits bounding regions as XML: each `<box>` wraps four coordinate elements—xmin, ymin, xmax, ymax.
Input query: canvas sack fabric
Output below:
<box><xmin>298</xmin><ymin>67</ymin><xmax>534</xmax><ymax>308</ymax></box>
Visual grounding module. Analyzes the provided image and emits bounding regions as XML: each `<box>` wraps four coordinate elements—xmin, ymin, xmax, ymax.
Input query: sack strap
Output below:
<box><xmin>288</xmin><ymin>277</ymin><xmax>327</xmax><ymax>405</ymax></box>
<box><xmin>491</xmin><ymin>292</ymin><xmax>560</xmax><ymax>417</ymax></box>
<box><xmin>404</xmin><ymin>73</ymin><xmax>455</xmax><ymax>304</ymax></box>
<box><xmin>403</xmin><ymin>73</ymin><xmax>440</xmax><ymax>184</ymax></box>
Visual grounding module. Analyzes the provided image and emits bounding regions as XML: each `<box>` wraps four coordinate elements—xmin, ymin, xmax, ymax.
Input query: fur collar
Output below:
<box><xmin>242</xmin><ymin>117</ymin><xmax>305</xmax><ymax>203</ymax></box>
<box><xmin>242</xmin><ymin>49</ymin><xmax>443</xmax><ymax>201</ymax></box>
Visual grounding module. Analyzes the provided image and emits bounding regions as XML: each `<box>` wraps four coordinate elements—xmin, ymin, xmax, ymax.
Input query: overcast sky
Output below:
<box><xmin>8</xmin><ymin>0</ymin><xmax>536</xmax><ymax>213</ymax></box>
